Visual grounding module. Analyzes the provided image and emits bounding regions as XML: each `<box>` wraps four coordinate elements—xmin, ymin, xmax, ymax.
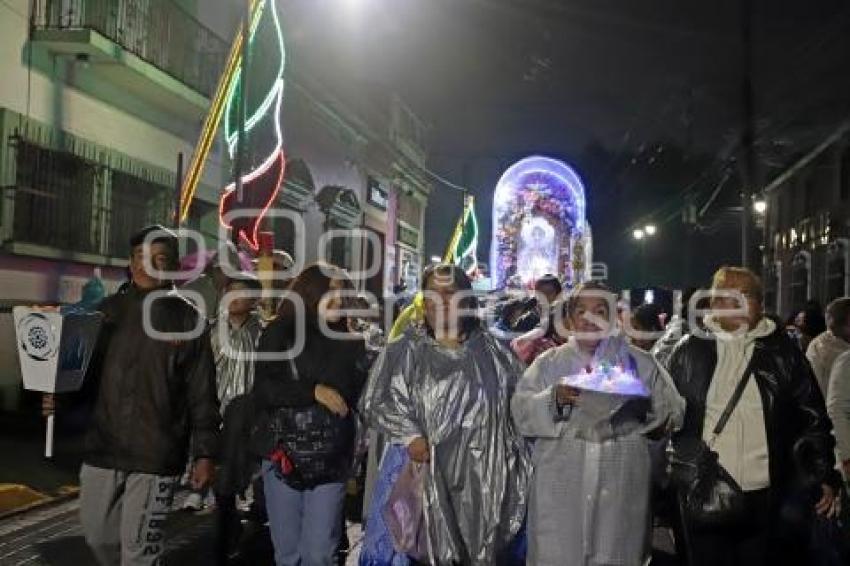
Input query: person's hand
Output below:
<box><xmin>314</xmin><ymin>384</ymin><xmax>349</xmax><ymax>417</ymax></box>
<box><xmin>32</xmin><ymin>305</ymin><xmax>60</xmax><ymax>312</ymax></box>
<box><xmin>645</xmin><ymin>416</ymin><xmax>673</xmax><ymax>441</ymax></box>
<box><xmin>408</xmin><ymin>437</ymin><xmax>430</xmax><ymax>463</ymax></box>
<box><xmin>815</xmin><ymin>483</ymin><xmax>841</xmax><ymax>518</ymax></box>
<box><xmin>42</xmin><ymin>393</ymin><xmax>56</xmax><ymax>417</ymax></box>
<box><xmin>555</xmin><ymin>385</ymin><xmax>580</xmax><ymax>407</ymax></box>
<box><xmin>190</xmin><ymin>458</ymin><xmax>215</xmax><ymax>491</ymax></box>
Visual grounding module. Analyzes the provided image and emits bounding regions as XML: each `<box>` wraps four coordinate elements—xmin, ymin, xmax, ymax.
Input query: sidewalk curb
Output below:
<box><xmin>0</xmin><ymin>486</ymin><xmax>79</xmax><ymax>521</ymax></box>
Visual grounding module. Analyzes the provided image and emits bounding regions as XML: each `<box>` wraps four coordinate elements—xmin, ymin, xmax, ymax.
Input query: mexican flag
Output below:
<box><xmin>445</xmin><ymin>195</ymin><xmax>479</xmax><ymax>276</ymax></box>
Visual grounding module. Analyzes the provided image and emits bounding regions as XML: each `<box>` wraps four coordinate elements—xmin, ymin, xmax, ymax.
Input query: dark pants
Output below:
<box><xmin>686</xmin><ymin>488</ymin><xmax>807</xmax><ymax>566</ymax></box>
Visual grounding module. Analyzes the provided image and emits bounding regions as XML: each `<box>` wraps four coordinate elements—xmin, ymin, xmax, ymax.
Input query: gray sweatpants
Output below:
<box><xmin>79</xmin><ymin>464</ymin><xmax>178</xmax><ymax>566</ymax></box>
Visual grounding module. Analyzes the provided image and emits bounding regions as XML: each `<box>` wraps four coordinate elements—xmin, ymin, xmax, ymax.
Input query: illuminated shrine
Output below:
<box><xmin>489</xmin><ymin>156</ymin><xmax>592</xmax><ymax>289</ymax></box>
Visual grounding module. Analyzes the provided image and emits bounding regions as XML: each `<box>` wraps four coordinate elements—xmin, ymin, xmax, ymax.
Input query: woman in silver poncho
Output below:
<box><xmin>360</xmin><ymin>264</ymin><xmax>530</xmax><ymax>565</ymax></box>
<box><xmin>512</xmin><ymin>282</ymin><xmax>685</xmax><ymax>566</ymax></box>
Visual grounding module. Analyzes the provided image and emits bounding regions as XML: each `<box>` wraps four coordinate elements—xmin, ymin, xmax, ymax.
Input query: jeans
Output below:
<box><xmin>262</xmin><ymin>461</ymin><xmax>346</xmax><ymax>566</ymax></box>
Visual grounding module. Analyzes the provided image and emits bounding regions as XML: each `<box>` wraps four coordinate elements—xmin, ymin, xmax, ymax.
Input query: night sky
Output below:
<box><xmin>281</xmin><ymin>0</ymin><xmax>850</xmax><ymax>290</ymax></box>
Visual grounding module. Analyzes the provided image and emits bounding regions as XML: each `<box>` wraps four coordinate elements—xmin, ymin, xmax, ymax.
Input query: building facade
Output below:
<box><xmin>0</xmin><ymin>0</ymin><xmax>234</xmax><ymax>300</ymax></box>
<box><xmin>273</xmin><ymin>77</ymin><xmax>431</xmax><ymax>300</ymax></box>
<box><xmin>0</xmin><ymin>0</ymin><xmax>430</xmax><ymax>410</ymax></box>
<box><xmin>762</xmin><ymin>126</ymin><xmax>850</xmax><ymax>318</ymax></box>
<box><xmin>0</xmin><ymin>0</ymin><xmax>237</xmax><ymax>409</ymax></box>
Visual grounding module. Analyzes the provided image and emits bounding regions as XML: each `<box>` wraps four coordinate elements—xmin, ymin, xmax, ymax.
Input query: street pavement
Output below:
<box><xmin>0</xmin><ymin>491</ymin><xmax>677</xmax><ymax>566</ymax></box>
<box><xmin>0</xmin><ymin>491</ymin><xmax>364</xmax><ymax>566</ymax></box>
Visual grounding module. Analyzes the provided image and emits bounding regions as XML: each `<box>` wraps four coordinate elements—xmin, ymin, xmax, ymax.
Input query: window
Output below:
<box><xmin>13</xmin><ymin>139</ymin><xmax>174</xmax><ymax>258</ymax></box>
<box><xmin>790</xmin><ymin>253</ymin><xmax>810</xmax><ymax>313</ymax></box>
<box><xmin>391</xmin><ymin>97</ymin><xmax>427</xmax><ymax>163</ymax></box>
<box><xmin>13</xmin><ymin>140</ymin><xmax>99</xmax><ymax>254</ymax></box>
<box><xmin>827</xmin><ymin>241</ymin><xmax>848</xmax><ymax>302</ymax></box>
<box><xmin>764</xmin><ymin>266</ymin><xmax>779</xmax><ymax>318</ymax></box>
<box><xmin>827</xmin><ymin>255</ymin><xmax>846</xmax><ymax>302</ymax></box>
<box><xmin>398</xmin><ymin>248</ymin><xmax>420</xmax><ymax>291</ymax></box>
<box><xmin>109</xmin><ymin>171</ymin><xmax>171</xmax><ymax>258</ymax></box>
<box><xmin>397</xmin><ymin>193</ymin><xmax>422</xmax><ymax>227</ymax></box>
<box><xmin>365</xmin><ymin>229</ymin><xmax>386</xmax><ymax>300</ymax></box>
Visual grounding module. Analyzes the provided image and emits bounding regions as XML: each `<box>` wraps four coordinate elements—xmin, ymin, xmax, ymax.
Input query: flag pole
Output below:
<box><xmin>443</xmin><ymin>193</ymin><xmax>472</xmax><ymax>263</ymax></box>
<box><xmin>390</xmin><ymin>193</ymin><xmax>471</xmax><ymax>341</ymax></box>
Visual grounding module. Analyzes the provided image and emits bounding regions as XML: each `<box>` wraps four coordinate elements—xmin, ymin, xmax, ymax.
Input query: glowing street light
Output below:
<box><xmin>430</xmin><ymin>255</ymin><xmax>442</xmax><ymax>263</ymax></box>
<box><xmin>644</xmin><ymin>224</ymin><xmax>657</xmax><ymax>236</ymax></box>
<box><xmin>753</xmin><ymin>199</ymin><xmax>767</xmax><ymax>214</ymax></box>
<box><xmin>633</xmin><ymin>229</ymin><xmax>645</xmax><ymax>240</ymax></box>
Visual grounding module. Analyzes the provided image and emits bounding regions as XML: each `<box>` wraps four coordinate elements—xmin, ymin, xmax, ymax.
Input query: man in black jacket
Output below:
<box><xmin>666</xmin><ymin>266</ymin><xmax>840</xmax><ymax>566</ymax></box>
<box><xmin>80</xmin><ymin>225</ymin><xmax>219</xmax><ymax>566</ymax></box>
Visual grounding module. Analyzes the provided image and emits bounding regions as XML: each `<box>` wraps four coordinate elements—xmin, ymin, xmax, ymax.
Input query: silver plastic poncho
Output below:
<box><xmin>512</xmin><ymin>335</ymin><xmax>685</xmax><ymax>566</ymax></box>
<box><xmin>361</xmin><ymin>326</ymin><xmax>531</xmax><ymax>565</ymax></box>
<box><xmin>211</xmin><ymin>315</ymin><xmax>261</xmax><ymax>411</ymax></box>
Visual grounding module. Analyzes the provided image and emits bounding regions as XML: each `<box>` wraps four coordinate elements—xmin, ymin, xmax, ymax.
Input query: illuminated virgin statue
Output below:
<box><xmin>517</xmin><ymin>218</ymin><xmax>558</xmax><ymax>283</ymax></box>
<box><xmin>490</xmin><ymin>156</ymin><xmax>591</xmax><ymax>289</ymax></box>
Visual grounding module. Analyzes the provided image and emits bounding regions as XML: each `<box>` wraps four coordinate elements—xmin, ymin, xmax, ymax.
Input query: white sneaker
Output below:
<box><xmin>236</xmin><ymin>485</ymin><xmax>254</xmax><ymax>512</ymax></box>
<box><xmin>182</xmin><ymin>492</ymin><xmax>204</xmax><ymax>511</ymax></box>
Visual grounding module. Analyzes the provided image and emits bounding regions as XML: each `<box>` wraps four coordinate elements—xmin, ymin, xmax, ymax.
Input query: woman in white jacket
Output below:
<box><xmin>827</xmin><ymin>349</ymin><xmax>850</xmax><ymax>479</ymax></box>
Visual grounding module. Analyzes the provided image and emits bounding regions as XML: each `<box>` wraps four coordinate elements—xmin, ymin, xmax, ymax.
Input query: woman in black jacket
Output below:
<box><xmin>252</xmin><ymin>263</ymin><xmax>367</xmax><ymax>566</ymax></box>
<box><xmin>666</xmin><ymin>266</ymin><xmax>840</xmax><ymax>566</ymax></box>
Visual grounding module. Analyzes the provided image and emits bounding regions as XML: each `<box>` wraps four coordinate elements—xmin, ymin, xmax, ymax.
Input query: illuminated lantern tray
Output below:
<box><xmin>560</xmin><ymin>362</ymin><xmax>649</xmax><ymax>398</ymax></box>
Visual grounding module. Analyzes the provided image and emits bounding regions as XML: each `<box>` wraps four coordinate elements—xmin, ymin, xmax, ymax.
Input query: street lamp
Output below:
<box><xmin>753</xmin><ymin>199</ymin><xmax>767</xmax><ymax>214</ymax></box>
<box><xmin>633</xmin><ymin>224</ymin><xmax>657</xmax><ymax>283</ymax></box>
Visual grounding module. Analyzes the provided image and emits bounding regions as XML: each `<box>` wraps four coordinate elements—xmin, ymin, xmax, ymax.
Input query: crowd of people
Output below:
<box><xmin>66</xmin><ymin>224</ymin><xmax>850</xmax><ymax>566</ymax></box>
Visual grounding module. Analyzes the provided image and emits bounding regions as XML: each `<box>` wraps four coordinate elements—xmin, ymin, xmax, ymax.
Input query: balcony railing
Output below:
<box><xmin>31</xmin><ymin>0</ymin><xmax>229</xmax><ymax>98</ymax></box>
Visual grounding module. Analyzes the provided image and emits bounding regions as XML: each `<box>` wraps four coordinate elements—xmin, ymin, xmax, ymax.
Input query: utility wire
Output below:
<box><xmin>698</xmin><ymin>169</ymin><xmax>733</xmax><ymax>218</ymax></box>
<box><xmin>618</xmin><ymin>4</ymin><xmax>850</xmax><ymax>235</ymax></box>
<box><xmin>418</xmin><ymin>165</ymin><xmax>468</xmax><ymax>194</ymax></box>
